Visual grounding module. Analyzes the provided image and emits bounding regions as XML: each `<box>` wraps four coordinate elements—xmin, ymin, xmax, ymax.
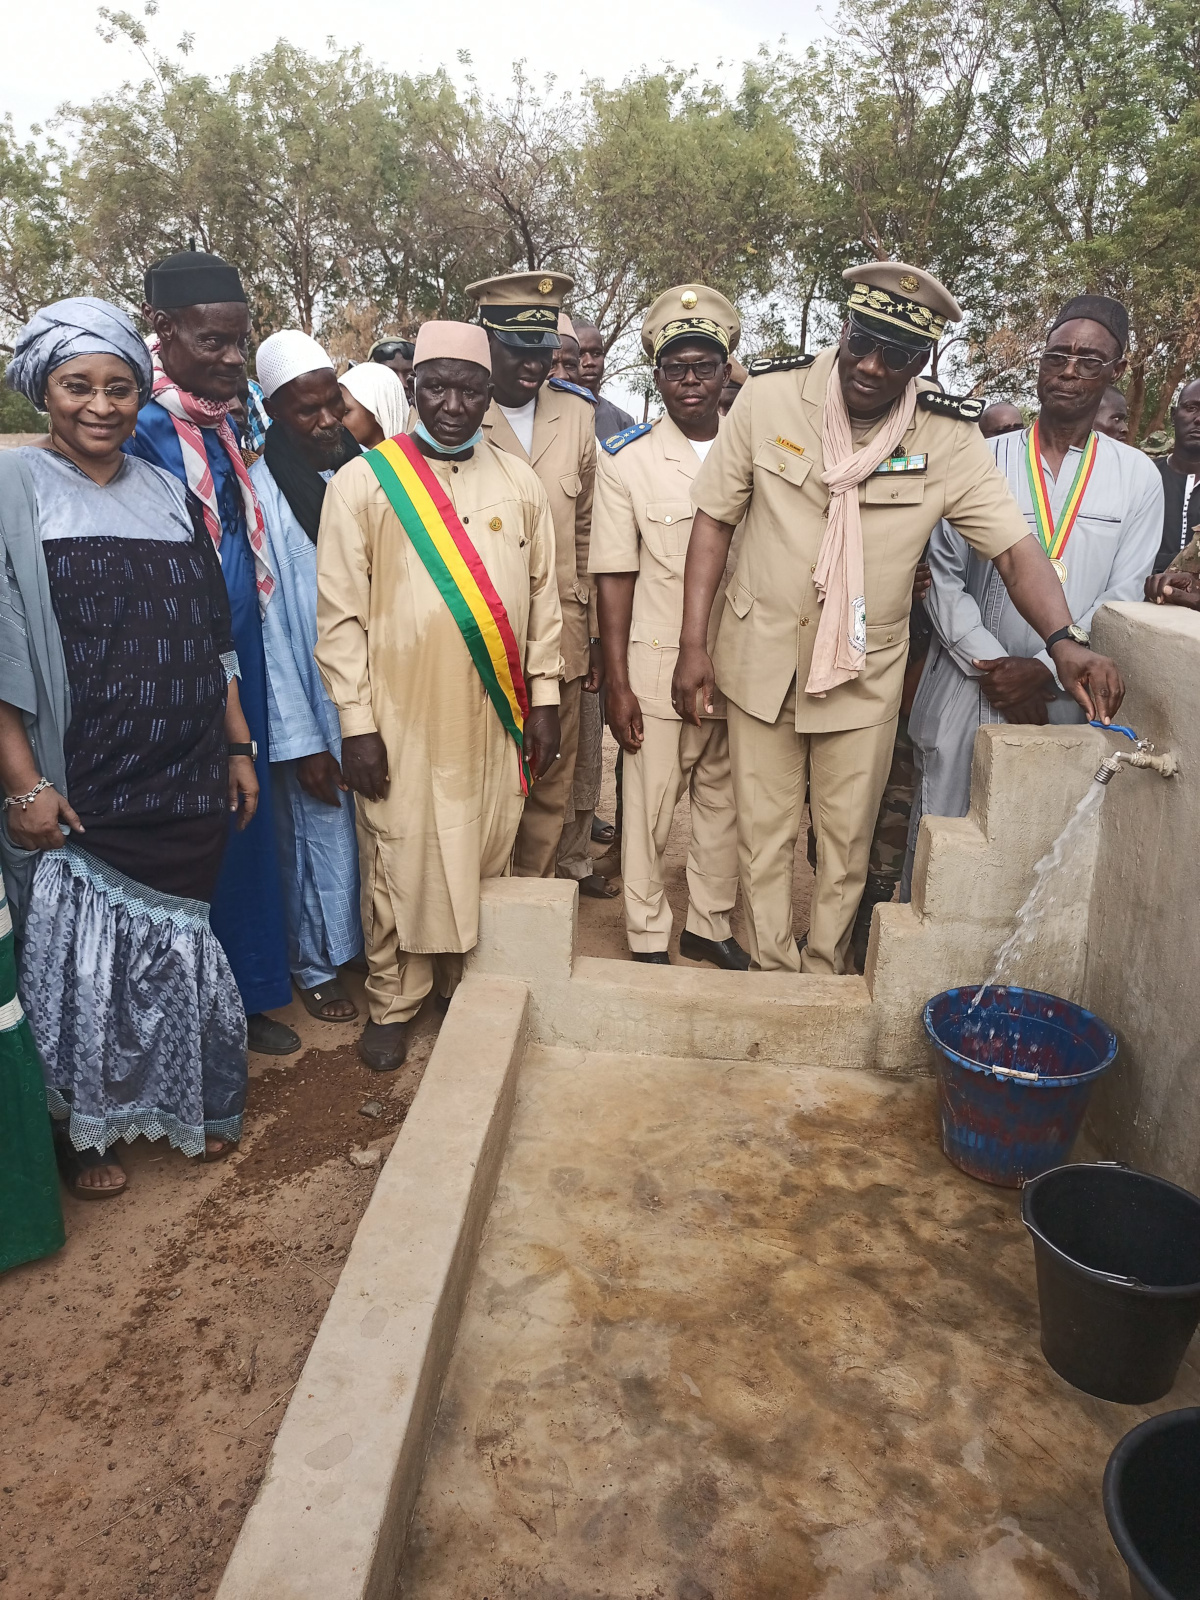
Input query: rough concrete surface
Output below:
<box><xmin>398</xmin><ymin>1045</ymin><xmax>1199</xmax><ymax>1598</ymax></box>
<box><xmin>216</xmin><ymin>975</ymin><xmax>529</xmax><ymax>1600</ymax></box>
<box><xmin>1084</xmin><ymin>602</ymin><xmax>1200</xmax><ymax>1191</ymax></box>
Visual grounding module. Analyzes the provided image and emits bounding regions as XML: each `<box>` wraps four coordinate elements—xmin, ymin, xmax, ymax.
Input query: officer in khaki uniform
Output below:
<box><xmin>676</xmin><ymin>262</ymin><xmax>1127</xmax><ymax>975</ymax></box>
<box><xmin>590</xmin><ymin>285</ymin><xmax>747</xmax><ymax>968</ymax></box>
<box><xmin>466</xmin><ymin>271</ymin><xmax>604</xmax><ymax>887</ymax></box>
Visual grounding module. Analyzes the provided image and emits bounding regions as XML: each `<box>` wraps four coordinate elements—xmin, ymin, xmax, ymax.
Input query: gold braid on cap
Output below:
<box><xmin>478</xmin><ymin>305</ymin><xmax>558</xmax><ymax>331</ymax></box>
<box><xmin>653</xmin><ymin>316</ymin><xmax>731</xmax><ymax>360</ymax></box>
<box><xmin>846</xmin><ymin>282</ymin><xmax>947</xmax><ymax>343</ymax></box>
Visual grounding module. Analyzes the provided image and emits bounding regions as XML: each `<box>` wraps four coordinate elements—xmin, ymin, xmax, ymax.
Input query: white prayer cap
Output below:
<box><xmin>339</xmin><ymin>361</ymin><xmax>409</xmax><ymax>439</ymax></box>
<box><xmin>412</xmin><ymin>320</ymin><xmax>491</xmax><ymax>373</ymax></box>
<box><xmin>255</xmin><ymin>329</ymin><xmax>335</xmax><ymax>400</ymax></box>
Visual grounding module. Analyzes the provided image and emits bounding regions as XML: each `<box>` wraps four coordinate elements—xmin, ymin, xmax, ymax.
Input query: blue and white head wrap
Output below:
<box><xmin>5</xmin><ymin>296</ymin><xmax>153</xmax><ymax>410</ymax></box>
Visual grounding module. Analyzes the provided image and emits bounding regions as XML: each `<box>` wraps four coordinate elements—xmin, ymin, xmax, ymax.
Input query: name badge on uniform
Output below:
<box><xmin>774</xmin><ymin>436</ymin><xmax>806</xmax><ymax>458</ymax></box>
<box><xmin>872</xmin><ymin>453</ymin><xmax>928</xmax><ymax>475</ymax></box>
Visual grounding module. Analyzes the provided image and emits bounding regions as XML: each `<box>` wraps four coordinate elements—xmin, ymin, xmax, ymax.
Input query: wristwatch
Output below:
<box><xmin>1045</xmin><ymin>624</ymin><xmax>1089</xmax><ymax>651</ymax></box>
<box><xmin>228</xmin><ymin>741</ymin><xmax>258</xmax><ymax>758</ymax></box>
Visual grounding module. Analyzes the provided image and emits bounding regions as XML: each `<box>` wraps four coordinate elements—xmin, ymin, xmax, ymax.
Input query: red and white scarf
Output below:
<box><xmin>148</xmin><ymin>340</ymin><xmax>275</xmax><ymax>611</ymax></box>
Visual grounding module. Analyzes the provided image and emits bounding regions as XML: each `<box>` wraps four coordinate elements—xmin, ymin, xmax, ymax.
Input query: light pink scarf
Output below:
<box><xmin>147</xmin><ymin>338</ymin><xmax>275</xmax><ymax>612</ymax></box>
<box><xmin>806</xmin><ymin>363</ymin><xmax>917</xmax><ymax>696</ymax></box>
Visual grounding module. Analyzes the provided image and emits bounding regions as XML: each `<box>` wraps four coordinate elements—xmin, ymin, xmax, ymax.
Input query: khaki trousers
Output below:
<box><xmin>556</xmin><ymin>683</ymin><xmax>603</xmax><ymax>881</ymax></box>
<box><xmin>513</xmin><ymin>675</ymin><xmax>581</xmax><ymax>879</ymax></box>
<box><xmin>362</xmin><ymin>847</ymin><xmax>464</xmax><ymax>1025</ymax></box>
<box><xmin>622</xmin><ymin>714</ymin><xmax>738</xmax><ymax>953</ymax></box>
<box><xmin>727</xmin><ymin>687</ymin><xmax>897</xmax><ymax>974</ymax></box>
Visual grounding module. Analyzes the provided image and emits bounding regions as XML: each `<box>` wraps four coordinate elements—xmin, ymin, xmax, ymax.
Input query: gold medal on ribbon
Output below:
<box><xmin>1024</xmin><ymin>421</ymin><xmax>1097</xmax><ymax>587</ymax></box>
<box><xmin>1051</xmin><ymin>557</ymin><xmax>1068</xmax><ymax>583</ymax></box>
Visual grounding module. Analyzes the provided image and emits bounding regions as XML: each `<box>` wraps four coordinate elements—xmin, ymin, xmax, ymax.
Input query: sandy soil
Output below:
<box><xmin>0</xmin><ymin>979</ymin><xmax>441</xmax><ymax>1600</ymax></box>
<box><xmin>576</xmin><ymin>729</ymin><xmax>814</xmax><ymax>963</ymax></box>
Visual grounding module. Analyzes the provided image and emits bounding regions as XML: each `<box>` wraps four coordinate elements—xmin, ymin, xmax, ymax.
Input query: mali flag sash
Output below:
<box><xmin>364</xmin><ymin>433</ymin><xmax>532</xmax><ymax>793</ymax></box>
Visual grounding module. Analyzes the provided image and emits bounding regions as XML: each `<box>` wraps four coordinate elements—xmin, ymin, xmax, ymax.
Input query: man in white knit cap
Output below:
<box><xmin>316</xmin><ymin>321</ymin><xmax>563</xmax><ymax>1072</ymax></box>
<box><xmin>250</xmin><ymin>330</ymin><xmax>366</xmax><ymax>1023</ymax></box>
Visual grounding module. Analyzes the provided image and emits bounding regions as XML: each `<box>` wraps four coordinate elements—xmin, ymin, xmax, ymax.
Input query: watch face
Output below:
<box><xmin>1068</xmin><ymin>626</ymin><xmax>1089</xmax><ymax>646</ymax></box>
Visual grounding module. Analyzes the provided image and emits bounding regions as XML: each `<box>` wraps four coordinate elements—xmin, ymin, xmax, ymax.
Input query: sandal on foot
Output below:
<box><xmin>247</xmin><ymin>1013</ymin><xmax>302</xmax><ymax>1055</ymax></box>
<box><xmin>202</xmin><ymin>1137</ymin><xmax>239</xmax><ymax>1162</ymax></box>
<box><xmin>577</xmin><ymin>872</ymin><xmax>620</xmax><ymax>900</ymax></box>
<box><xmin>54</xmin><ymin>1133</ymin><xmax>127</xmax><ymax>1201</ymax></box>
<box><xmin>298</xmin><ymin>979</ymin><xmax>359</xmax><ymax>1022</ymax></box>
<box><xmin>590</xmin><ymin>817</ymin><xmax>616</xmax><ymax>845</ymax></box>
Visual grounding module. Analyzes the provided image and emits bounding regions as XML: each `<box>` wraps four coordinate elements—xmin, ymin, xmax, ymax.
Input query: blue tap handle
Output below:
<box><xmin>1090</xmin><ymin>720</ymin><xmax>1139</xmax><ymax>741</ymax></box>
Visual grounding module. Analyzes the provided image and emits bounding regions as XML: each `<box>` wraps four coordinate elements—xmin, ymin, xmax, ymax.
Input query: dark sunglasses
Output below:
<box><xmin>845</xmin><ymin>328</ymin><xmax>925</xmax><ymax>372</ymax></box>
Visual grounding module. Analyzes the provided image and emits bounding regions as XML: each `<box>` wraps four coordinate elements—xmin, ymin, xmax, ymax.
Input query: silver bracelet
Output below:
<box><xmin>3</xmin><ymin>776</ymin><xmax>51</xmax><ymax>811</ymax></box>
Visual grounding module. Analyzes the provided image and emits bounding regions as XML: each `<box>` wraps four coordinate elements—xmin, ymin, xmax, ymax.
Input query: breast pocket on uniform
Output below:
<box><xmin>645</xmin><ymin>500</ymin><xmax>694</xmax><ymax>556</ymax></box>
<box><xmin>472</xmin><ymin>501</ymin><xmax>528</xmax><ymax>550</ymax></box>
<box><xmin>752</xmin><ymin>439</ymin><xmax>813</xmax><ymax>490</ymax></box>
<box><xmin>560</xmin><ymin>472</ymin><xmax>582</xmax><ymax>499</ymax></box>
<box><xmin>862</xmin><ymin>476</ymin><xmax>926</xmax><ymax>506</ymax></box>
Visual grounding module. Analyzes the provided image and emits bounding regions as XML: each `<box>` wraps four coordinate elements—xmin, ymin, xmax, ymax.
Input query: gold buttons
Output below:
<box><xmin>652</xmin><ymin>637</ymin><xmax>660</xmax><ymax>647</ymax></box>
<box><xmin>778</xmin><ymin>461</ymin><xmax>787</xmax><ymax>472</ymax></box>
<box><xmin>886</xmin><ymin>633</ymin><xmax>894</xmax><ymax>643</ymax></box>
<box><xmin>538</xmin><ymin>277</ymin><xmax>554</xmax><ymax>295</ymax></box>
<box><xmin>899</xmin><ymin>273</ymin><xmax>920</xmax><ymax>292</ymax></box>
<box><xmin>680</xmin><ymin>290</ymin><xmax>698</xmax><ymax>309</ymax></box>
<box><xmin>489</xmin><ymin>516</ymin><xmax>503</xmax><ymax>532</ymax></box>
<box><xmin>810</xmin><ymin>564</ymin><xmax>816</xmax><ymax>574</ymax></box>
<box><xmin>799</xmin><ymin>617</ymin><xmax>809</xmax><ymax>627</ymax></box>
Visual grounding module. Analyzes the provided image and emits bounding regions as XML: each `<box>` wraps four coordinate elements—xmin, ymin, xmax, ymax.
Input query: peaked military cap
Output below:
<box><xmin>642</xmin><ymin>284</ymin><xmax>741</xmax><ymax>362</ymax></box>
<box><xmin>843</xmin><ymin>261</ymin><xmax>962</xmax><ymax>348</ymax></box>
<box><xmin>465</xmin><ymin>270</ymin><xmax>574</xmax><ymax>348</ymax></box>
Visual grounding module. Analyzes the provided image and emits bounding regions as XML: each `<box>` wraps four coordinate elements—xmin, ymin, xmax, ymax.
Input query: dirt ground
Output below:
<box><xmin>1</xmin><ymin>729</ymin><xmax>816</xmax><ymax>1599</ymax></box>
<box><xmin>0</xmin><ymin>982</ymin><xmax>441</xmax><ymax>1600</ymax></box>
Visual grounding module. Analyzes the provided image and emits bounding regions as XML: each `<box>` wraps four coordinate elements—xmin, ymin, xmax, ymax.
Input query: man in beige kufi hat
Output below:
<box><xmin>315</xmin><ymin>320</ymin><xmax>563</xmax><ymax>1071</ymax></box>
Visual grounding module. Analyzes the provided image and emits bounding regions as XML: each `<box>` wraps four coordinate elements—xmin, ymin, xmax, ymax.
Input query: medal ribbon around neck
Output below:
<box><xmin>1024</xmin><ymin>419</ymin><xmax>1099</xmax><ymax>578</ymax></box>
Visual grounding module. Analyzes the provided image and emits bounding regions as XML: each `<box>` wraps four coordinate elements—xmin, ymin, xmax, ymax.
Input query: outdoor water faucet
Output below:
<box><xmin>1092</xmin><ymin>728</ymin><xmax>1179</xmax><ymax>785</ymax></box>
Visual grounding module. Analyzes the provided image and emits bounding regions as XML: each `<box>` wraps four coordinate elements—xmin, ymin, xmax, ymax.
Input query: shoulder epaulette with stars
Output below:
<box><xmin>547</xmin><ymin>376</ymin><xmax>597</xmax><ymax>404</ymax></box>
<box><xmin>747</xmin><ymin>353</ymin><xmax>816</xmax><ymax>376</ymax></box>
<box><xmin>601</xmin><ymin>422</ymin><xmax>653</xmax><ymax>455</ymax></box>
<box><xmin>917</xmin><ymin>389</ymin><xmax>985</xmax><ymax>421</ymax></box>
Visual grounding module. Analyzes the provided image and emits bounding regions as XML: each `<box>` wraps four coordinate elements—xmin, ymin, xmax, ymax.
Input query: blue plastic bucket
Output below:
<box><xmin>922</xmin><ymin>986</ymin><xmax>1117</xmax><ymax>1187</ymax></box>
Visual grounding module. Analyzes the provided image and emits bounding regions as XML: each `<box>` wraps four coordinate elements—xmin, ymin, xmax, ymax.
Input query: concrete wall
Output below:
<box><xmin>1084</xmin><ymin>603</ymin><xmax>1200</xmax><ymax>1190</ymax></box>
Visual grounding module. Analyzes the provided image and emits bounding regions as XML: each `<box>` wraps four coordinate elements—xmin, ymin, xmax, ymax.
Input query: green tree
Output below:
<box><xmin>0</xmin><ymin>118</ymin><xmax>76</xmax><ymax>349</ymax></box>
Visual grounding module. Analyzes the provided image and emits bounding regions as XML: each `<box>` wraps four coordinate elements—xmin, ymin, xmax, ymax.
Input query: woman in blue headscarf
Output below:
<box><xmin>0</xmin><ymin>297</ymin><xmax>255</xmax><ymax>1201</ymax></box>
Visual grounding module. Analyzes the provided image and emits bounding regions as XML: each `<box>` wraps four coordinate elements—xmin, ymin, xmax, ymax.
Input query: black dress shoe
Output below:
<box><xmin>358</xmin><ymin>1020</ymin><xmax>408</xmax><ymax>1072</ymax></box>
<box><xmin>678</xmin><ymin>931</ymin><xmax>751</xmax><ymax>971</ymax></box>
<box><xmin>631</xmin><ymin>950</ymin><xmax>670</xmax><ymax>964</ymax></box>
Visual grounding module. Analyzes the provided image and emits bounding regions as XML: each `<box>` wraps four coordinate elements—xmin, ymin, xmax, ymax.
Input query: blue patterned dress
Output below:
<box><xmin>13</xmin><ymin>448</ymin><xmax>246</xmax><ymax>1155</ymax></box>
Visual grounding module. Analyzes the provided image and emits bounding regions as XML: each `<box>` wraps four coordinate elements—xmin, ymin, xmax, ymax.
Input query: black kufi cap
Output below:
<box><xmin>1050</xmin><ymin>294</ymin><xmax>1129</xmax><ymax>354</ymax></box>
<box><xmin>145</xmin><ymin>250</ymin><xmax>247</xmax><ymax>310</ymax></box>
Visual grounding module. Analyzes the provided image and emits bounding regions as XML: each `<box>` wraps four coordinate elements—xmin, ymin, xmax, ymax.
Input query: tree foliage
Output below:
<box><xmin>0</xmin><ymin>0</ymin><xmax>1196</xmax><ymax>437</ymax></box>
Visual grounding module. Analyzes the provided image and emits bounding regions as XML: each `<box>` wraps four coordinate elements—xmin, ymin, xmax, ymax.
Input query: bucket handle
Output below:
<box><xmin>961</xmin><ymin>1056</ymin><xmax>1040</xmax><ymax>1082</ymax></box>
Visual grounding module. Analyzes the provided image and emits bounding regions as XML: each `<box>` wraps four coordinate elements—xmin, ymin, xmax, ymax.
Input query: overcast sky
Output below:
<box><xmin>3</xmin><ymin>0</ymin><xmax>828</xmax><ymax>138</ymax></box>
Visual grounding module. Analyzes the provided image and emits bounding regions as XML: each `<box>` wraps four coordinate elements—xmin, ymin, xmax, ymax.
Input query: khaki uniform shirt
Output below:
<box><xmin>692</xmin><ymin>346</ymin><xmax>1029</xmax><ymax>733</ymax></box>
<box><xmin>589</xmin><ymin>414</ymin><xmax>731</xmax><ymax>721</ymax></box>
<box><xmin>484</xmin><ymin>384</ymin><xmax>597</xmax><ymax>683</ymax></box>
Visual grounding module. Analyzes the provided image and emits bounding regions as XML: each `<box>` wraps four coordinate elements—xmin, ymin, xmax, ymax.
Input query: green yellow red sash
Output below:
<box><xmin>1024</xmin><ymin>419</ymin><xmax>1098</xmax><ymax>581</ymax></box>
<box><xmin>364</xmin><ymin>433</ymin><xmax>532</xmax><ymax>792</ymax></box>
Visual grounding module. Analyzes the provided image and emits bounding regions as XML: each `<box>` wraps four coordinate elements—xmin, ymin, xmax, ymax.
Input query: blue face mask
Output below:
<box><xmin>413</xmin><ymin>419</ymin><xmax>483</xmax><ymax>457</ymax></box>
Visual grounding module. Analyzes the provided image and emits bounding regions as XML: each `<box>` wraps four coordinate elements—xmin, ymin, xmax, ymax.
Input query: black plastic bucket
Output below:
<box><xmin>1103</xmin><ymin>1408</ymin><xmax>1200</xmax><ymax>1599</ymax></box>
<box><xmin>1022</xmin><ymin>1163</ymin><xmax>1200</xmax><ymax>1404</ymax></box>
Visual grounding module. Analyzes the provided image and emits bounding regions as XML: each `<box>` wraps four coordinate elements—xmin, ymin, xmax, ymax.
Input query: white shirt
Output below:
<box><xmin>690</xmin><ymin>436</ymin><xmax>716</xmax><ymax>463</ymax></box>
<box><xmin>498</xmin><ymin>398</ymin><xmax>537</xmax><ymax>457</ymax></box>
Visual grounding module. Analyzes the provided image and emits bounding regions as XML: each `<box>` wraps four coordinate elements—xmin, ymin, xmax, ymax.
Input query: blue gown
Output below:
<box><xmin>125</xmin><ymin>406</ymin><xmax>293</xmax><ymax>1016</ymax></box>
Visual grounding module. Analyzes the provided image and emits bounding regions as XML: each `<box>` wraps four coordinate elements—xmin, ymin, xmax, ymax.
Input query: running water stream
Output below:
<box><xmin>968</xmin><ymin>777</ymin><xmax>1108</xmax><ymax>1015</ymax></box>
